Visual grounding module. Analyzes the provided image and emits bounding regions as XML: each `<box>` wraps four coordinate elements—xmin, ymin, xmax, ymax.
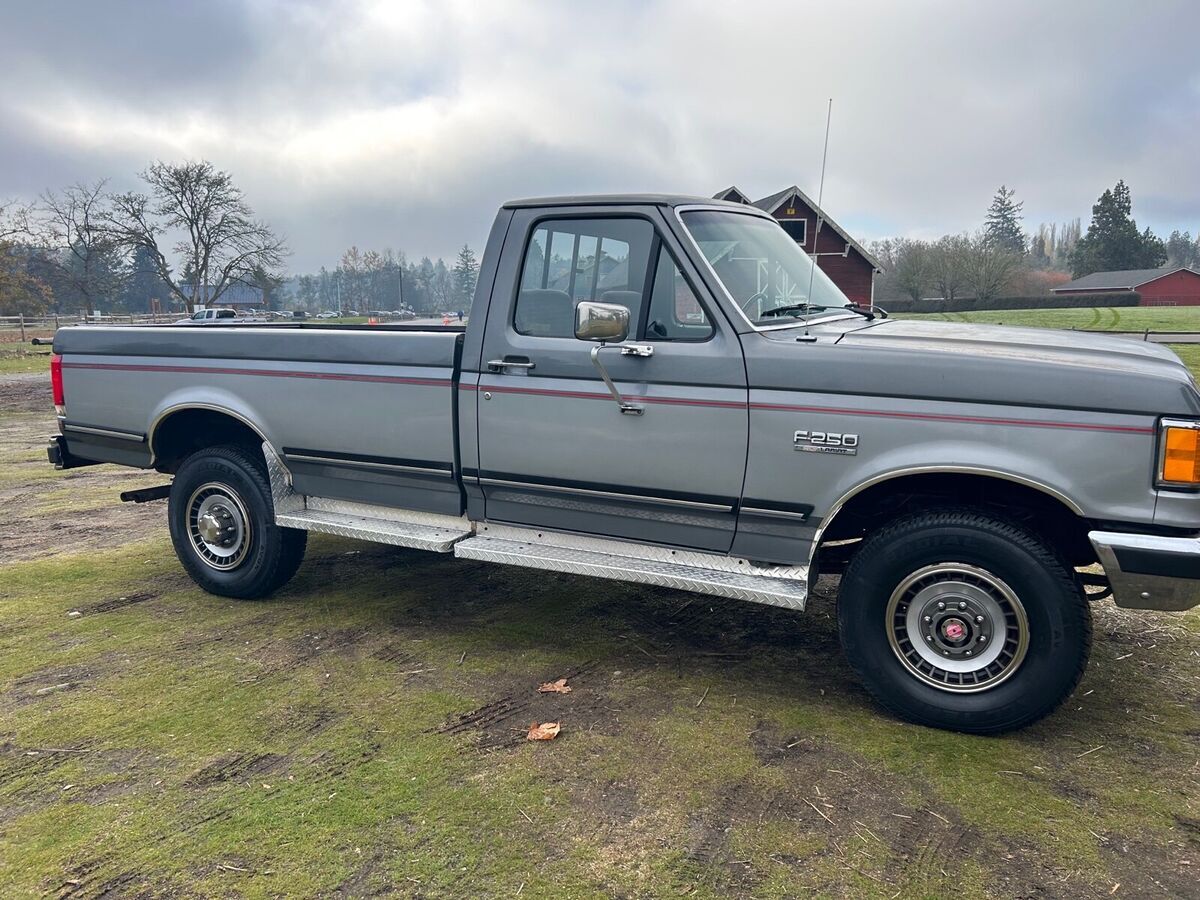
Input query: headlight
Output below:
<box><xmin>1159</xmin><ymin>419</ymin><xmax>1200</xmax><ymax>487</ymax></box>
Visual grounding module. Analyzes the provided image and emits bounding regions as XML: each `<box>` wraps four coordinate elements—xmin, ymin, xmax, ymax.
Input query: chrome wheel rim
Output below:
<box><xmin>186</xmin><ymin>482</ymin><xmax>252</xmax><ymax>571</ymax></box>
<box><xmin>886</xmin><ymin>563</ymin><xmax>1029</xmax><ymax>693</ymax></box>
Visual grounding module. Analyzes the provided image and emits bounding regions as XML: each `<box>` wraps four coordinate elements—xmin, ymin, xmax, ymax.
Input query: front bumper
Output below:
<box><xmin>1089</xmin><ymin>530</ymin><xmax>1200</xmax><ymax>612</ymax></box>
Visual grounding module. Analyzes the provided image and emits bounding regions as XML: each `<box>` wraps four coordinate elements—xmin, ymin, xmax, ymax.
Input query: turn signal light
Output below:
<box><xmin>1161</xmin><ymin>424</ymin><xmax>1200</xmax><ymax>486</ymax></box>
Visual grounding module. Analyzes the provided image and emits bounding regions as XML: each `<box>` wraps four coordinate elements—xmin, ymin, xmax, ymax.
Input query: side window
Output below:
<box><xmin>514</xmin><ymin>218</ymin><xmax>654</xmax><ymax>338</ymax></box>
<box><xmin>645</xmin><ymin>245</ymin><xmax>713</xmax><ymax>341</ymax></box>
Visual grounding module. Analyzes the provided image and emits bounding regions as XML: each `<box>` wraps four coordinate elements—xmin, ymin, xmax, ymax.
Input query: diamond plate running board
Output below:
<box><xmin>275</xmin><ymin>509</ymin><xmax>471</xmax><ymax>552</ymax></box>
<box><xmin>264</xmin><ymin>442</ymin><xmax>472</xmax><ymax>552</ymax></box>
<box><xmin>453</xmin><ymin>532</ymin><xmax>808</xmax><ymax>610</ymax></box>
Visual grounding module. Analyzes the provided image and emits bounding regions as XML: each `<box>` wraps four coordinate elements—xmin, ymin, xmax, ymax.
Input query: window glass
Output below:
<box><xmin>515</xmin><ymin>218</ymin><xmax>653</xmax><ymax>337</ymax></box>
<box><xmin>646</xmin><ymin>246</ymin><xmax>713</xmax><ymax>341</ymax></box>
<box><xmin>681</xmin><ymin>210</ymin><xmax>849</xmax><ymax>326</ymax></box>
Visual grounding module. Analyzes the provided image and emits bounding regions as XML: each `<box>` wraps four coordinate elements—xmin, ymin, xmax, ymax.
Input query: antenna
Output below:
<box><xmin>801</xmin><ymin>98</ymin><xmax>833</xmax><ymax>340</ymax></box>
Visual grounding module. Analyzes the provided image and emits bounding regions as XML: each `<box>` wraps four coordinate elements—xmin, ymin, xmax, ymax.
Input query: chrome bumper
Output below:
<box><xmin>1089</xmin><ymin>530</ymin><xmax>1200</xmax><ymax>612</ymax></box>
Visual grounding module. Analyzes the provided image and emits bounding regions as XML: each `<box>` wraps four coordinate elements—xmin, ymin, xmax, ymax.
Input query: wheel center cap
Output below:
<box><xmin>198</xmin><ymin>508</ymin><xmax>233</xmax><ymax>545</ymax></box>
<box><xmin>941</xmin><ymin>618</ymin><xmax>967</xmax><ymax>642</ymax></box>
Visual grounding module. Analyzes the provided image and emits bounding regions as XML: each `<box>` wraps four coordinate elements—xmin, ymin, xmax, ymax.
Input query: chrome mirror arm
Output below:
<box><xmin>590</xmin><ymin>343</ymin><xmax>653</xmax><ymax>415</ymax></box>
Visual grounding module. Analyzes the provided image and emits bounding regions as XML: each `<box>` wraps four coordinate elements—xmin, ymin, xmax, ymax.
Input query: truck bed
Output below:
<box><xmin>54</xmin><ymin>324</ymin><xmax>467</xmax><ymax>515</ymax></box>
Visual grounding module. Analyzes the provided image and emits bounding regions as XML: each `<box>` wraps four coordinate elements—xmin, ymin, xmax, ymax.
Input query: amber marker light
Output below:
<box><xmin>1160</xmin><ymin>421</ymin><xmax>1200</xmax><ymax>487</ymax></box>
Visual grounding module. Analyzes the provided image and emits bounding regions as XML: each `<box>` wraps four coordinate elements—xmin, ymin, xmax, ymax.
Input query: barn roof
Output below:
<box><xmin>749</xmin><ymin>184</ymin><xmax>883</xmax><ymax>271</ymax></box>
<box><xmin>1051</xmin><ymin>267</ymin><xmax>1200</xmax><ymax>292</ymax></box>
<box><xmin>177</xmin><ymin>282</ymin><xmax>264</xmax><ymax>305</ymax></box>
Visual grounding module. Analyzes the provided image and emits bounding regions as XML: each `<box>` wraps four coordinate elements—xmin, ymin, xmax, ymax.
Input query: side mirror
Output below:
<box><xmin>574</xmin><ymin>301</ymin><xmax>630</xmax><ymax>343</ymax></box>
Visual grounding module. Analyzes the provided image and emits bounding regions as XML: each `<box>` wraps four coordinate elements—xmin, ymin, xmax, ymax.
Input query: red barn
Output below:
<box><xmin>1051</xmin><ymin>267</ymin><xmax>1200</xmax><ymax>306</ymax></box>
<box><xmin>713</xmin><ymin>185</ymin><xmax>882</xmax><ymax>306</ymax></box>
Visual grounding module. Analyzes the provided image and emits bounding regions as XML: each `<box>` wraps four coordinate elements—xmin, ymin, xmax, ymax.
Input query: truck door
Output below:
<box><xmin>473</xmin><ymin>207</ymin><xmax>748</xmax><ymax>553</ymax></box>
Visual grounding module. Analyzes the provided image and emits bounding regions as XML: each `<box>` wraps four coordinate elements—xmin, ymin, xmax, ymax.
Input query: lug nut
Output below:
<box><xmin>942</xmin><ymin>650</ymin><xmax>950</xmax><ymax>656</ymax></box>
<box><xmin>977</xmin><ymin>635</ymin><xmax>987</xmax><ymax>643</ymax></box>
<box><xmin>958</xmin><ymin>601</ymin><xmax>967</xmax><ymax>610</ymax></box>
<box><xmin>925</xmin><ymin>635</ymin><xmax>933</xmax><ymax>642</ymax></box>
<box><xmin>975</xmin><ymin>615</ymin><xmax>984</xmax><ymax>624</ymax></box>
<box><xmin>937</xmin><ymin>601</ymin><xmax>946</xmax><ymax>610</ymax></box>
<box><xmin>965</xmin><ymin>650</ymin><xmax>972</xmax><ymax>656</ymax></box>
<box><xmin>923</xmin><ymin>615</ymin><xmax>932</xmax><ymax>623</ymax></box>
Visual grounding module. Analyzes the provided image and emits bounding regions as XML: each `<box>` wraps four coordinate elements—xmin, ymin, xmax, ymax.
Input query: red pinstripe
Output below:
<box><xmin>61</xmin><ymin>361</ymin><xmax>1155</xmax><ymax>435</ymax></box>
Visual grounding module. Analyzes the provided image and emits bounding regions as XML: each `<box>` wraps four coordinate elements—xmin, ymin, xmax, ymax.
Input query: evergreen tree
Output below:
<box><xmin>453</xmin><ymin>244</ymin><xmax>479</xmax><ymax>309</ymax></box>
<box><xmin>1070</xmin><ymin>180</ymin><xmax>1166</xmax><ymax>277</ymax></box>
<box><xmin>1165</xmin><ymin>230</ymin><xmax>1199</xmax><ymax>269</ymax></box>
<box><xmin>984</xmin><ymin>185</ymin><xmax>1025</xmax><ymax>254</ymax></box>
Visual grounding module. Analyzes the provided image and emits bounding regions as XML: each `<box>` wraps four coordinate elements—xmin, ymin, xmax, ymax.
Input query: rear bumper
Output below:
<box><xmin>1089</xmin><ymin>530</ymin><xmax>1200</xmax><ymax>611</ymax></box>
<box><xmin>46</xmin><ymin>434</ymin><xmax>98</xmax><ymax>471</ymax></box>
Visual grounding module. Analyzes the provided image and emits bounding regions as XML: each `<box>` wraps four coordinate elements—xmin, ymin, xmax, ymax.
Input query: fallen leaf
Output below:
<box><xmin>537</xmin><ymin>678</ymin><xmax>572</xmax><ymax>694</ymax></box>
<box><xmin>527</xmin><ymin>721</ymin><xmax>561</xmax><ymax>741</ymax></box>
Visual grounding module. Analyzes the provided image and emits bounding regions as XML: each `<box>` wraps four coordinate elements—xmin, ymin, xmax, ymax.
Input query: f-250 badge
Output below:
<box><xmin>794</xmin><ymin>430</ymin><xmax>859</xmax><ymax>456</ymax></box>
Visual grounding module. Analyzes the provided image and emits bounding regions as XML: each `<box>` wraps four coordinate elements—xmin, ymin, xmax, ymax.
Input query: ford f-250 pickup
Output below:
<box><xmin>45</xmin><ymin>194</ymin><xmax>1200</xmax><ymax>733</ymax></box>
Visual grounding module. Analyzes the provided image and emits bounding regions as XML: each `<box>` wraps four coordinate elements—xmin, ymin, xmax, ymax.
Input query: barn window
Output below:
<box><xmin>779</xmin><ymin>219</ymin><xmax>807</xmax><ymax>245</ymax></box>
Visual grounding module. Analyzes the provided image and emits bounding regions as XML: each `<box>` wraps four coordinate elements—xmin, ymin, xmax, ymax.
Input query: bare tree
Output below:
<box><xmin>965</xmin><ymin>231</ymin><xmax>1021</xmax><ymax>301</ymax></box>
<box><xmin>927</xmin><ymin>234</ymin><xmax>971</xmax><ymax>301</ymax></box>
<box><xmin>0</xmin><ymin>198</ymin><xmax>32</xmax><ymax>241</ymax></box>
<box><xmin>107</xmin><ymin>161</ymin><xmax>287</xmax><ymax>312</ymax></box>
<box><xmin>36</xmin><ymin>181</ymin><xmax>126</xmax><ymax>316</ymax></box>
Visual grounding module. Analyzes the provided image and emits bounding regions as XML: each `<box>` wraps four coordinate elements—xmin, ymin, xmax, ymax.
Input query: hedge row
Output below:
<box><xmin>882</xmin><ymin>291</ymin><xmax>1140</xmax><ymax>314</ymax></box>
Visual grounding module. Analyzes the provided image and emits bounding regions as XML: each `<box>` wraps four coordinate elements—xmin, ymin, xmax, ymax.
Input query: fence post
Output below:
<box><xmin>54</xmin><ymin>314</ymin><xmax>59</xmax><ymax>331</ymax></box>
<box><xmin>19</xmin><ymin>314</ymin><xmax>25</xmax><ymax>343</ymax></box>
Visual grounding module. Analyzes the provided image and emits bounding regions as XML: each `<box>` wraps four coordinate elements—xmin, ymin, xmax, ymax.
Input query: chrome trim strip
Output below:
<box><xmin>147</xmin><ymin>402</ymin><xmax>273</xmax><ymax>467</ymax></box>
<box><xmin>672</xmin><ymin>204</ymin><xmax>861</xmax><ymax>333</ymax></box>
<box><xmin>285</xmin><ymin>453</ymin><xmax>453</xmax><ymax>478</ymax></box>
<box><xmin>478</xmin><ymin>477</ymin><xmax>732</xmax><ymax>511</ymax></box>
<box><xmin>807</xmin><ymin>465</ymin><xmax>1087</xmax><ymax>591</ymax></box>
<box><xmin>63</xmin><ymin>423</ymin><xmax>146</xmax><ymax>442</ymax></box>
<box><xmin>740</xmin><ymin>506</ymin><xmax>810</xmax><ymax>521</ymax></box>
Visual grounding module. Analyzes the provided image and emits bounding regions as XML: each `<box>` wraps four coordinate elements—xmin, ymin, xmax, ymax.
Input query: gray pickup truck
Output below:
<box><xmin>46</xmin><ymin>194</ymin><xmax>1200</xmax><ymax>733</ymax></box>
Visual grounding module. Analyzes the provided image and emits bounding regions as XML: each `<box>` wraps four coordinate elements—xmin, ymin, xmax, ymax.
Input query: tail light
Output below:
<box><xmin>51</xmin><ymin>353</ymin><xmax>65</xmax><ymax>419</ymax></box>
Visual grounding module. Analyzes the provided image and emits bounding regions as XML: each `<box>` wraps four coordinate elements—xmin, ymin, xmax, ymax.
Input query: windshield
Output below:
<box><xmin>679</xmin><ymin>209</ymin><xmax>852</xmax><ymax>326</ymax></box>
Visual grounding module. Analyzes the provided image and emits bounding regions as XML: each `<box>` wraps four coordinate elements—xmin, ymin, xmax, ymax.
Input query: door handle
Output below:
<box><xmin>487</xmin><ymin>356</ymin><xmax>536</xmax><ymax>372</ymax></box>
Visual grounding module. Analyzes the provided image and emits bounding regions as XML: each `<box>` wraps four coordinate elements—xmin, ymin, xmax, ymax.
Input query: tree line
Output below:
<box><xmin>872</xmin><ymin>180</ymin><xmax>1198</xmax><ymax>304</ymax></box>
<box><xmin>0</xmin><ymin>161</ymin><xmax>480</xmax><ymax>317</ymax></box>
<box><xmin>288</xmin><ymin>244</ymin><xmax>478</xmax><ymax>315</ymax></box>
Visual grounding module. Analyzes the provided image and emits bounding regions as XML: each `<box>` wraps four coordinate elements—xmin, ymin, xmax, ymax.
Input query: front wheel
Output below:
<box><xmin>838</xmin><ymin>508</ymin><xmax>1091</xmax><ymax>734</ymax></box>
<box><xmin>168</xmin><ymin>445</ymin><xmax>307</xmax><ymax>599</ymax></box>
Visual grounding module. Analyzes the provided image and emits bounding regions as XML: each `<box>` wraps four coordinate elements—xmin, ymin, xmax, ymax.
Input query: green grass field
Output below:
<box><xmin>894</xmin><ymin>304</ymin><xmax>1200</xmax><ymax>332</ymax></box>
<box><xmin>0</xmin><ymin>342</ymin><xmax>53</xmax><ymax>375</ymax></box>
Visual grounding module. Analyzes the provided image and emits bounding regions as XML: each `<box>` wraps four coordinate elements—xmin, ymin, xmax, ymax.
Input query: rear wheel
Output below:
<box><xmin>168</xmin><ymin>445</ymin><xmax>307</xmax><ymax>599</ymax></box>
<box><xmin>838</xmin><ymin>508</ymin><xmax>1091</xmax><ymax>733</ymax></box>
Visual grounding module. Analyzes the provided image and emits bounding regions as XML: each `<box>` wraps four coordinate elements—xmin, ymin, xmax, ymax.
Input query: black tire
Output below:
<box><xmin>168</xmin><ymin>444</ymin><xmax>307</xmax><ymax>599</ymax></box>
<box><xmin>838</xmin><ymin>508</ymin><xmax>1091</xmax><ymax>734</ymax></box>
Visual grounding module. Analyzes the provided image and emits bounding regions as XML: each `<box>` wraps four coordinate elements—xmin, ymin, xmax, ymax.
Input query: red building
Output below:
<box><xmin>1051</xmin><ymin>267</ymin><xmax>1200</xmax><ymax>306</ymax></box>
<box><xmin>713</xmin><ymin>185</ymin><xmax>882</xmax><ymax>305</ymax></box>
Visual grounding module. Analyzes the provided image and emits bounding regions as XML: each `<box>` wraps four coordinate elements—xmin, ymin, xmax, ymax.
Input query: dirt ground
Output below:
<box><xmin>1</xmin><ymin>371</ymin><xmax>1198</xmax><ymax>898</ymax></box>
<box><xmin>0</xmin><ymin>374</ymin><xmax>166</xmax><ymax>563</ymax></box>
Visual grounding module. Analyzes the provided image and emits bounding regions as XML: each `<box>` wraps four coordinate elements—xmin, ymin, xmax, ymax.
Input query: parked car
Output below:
<box><xmin>45</xmin><ymin>193</ymin><xmax>1200</xmax><ymax>733</ymax></box>
<box><xmin>174</xmin><ymin>308</ymin><xmax>238</xmax><ymax>324</ymax></box>
<box><xmin>315</xmin><ymin>311</ymin><xmax>339</xmax><ymax>319</ymax></box>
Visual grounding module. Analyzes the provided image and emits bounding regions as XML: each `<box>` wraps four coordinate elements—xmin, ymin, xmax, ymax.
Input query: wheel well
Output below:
<box><xmin>151</xmin><ymin>408</ymin><xmax>265</xmax><ymax>473</ymax></box>
<box><xmin>818</xmin><ymin>473</ymin><xmax>1096</xmax><ymax>568</ymax></box>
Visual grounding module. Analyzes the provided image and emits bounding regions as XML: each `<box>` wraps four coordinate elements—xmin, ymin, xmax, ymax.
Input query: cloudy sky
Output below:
<box><xmin>1</xmin><ymin>0</ymin><xmax>1198</xmax><ymax>271</ymax></box>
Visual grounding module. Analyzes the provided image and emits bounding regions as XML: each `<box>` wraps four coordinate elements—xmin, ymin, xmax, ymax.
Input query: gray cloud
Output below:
<box><xmin>1</xmin><ymin>0</ymin><xmax>1197</xmax><ymax>270</ymax></box>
